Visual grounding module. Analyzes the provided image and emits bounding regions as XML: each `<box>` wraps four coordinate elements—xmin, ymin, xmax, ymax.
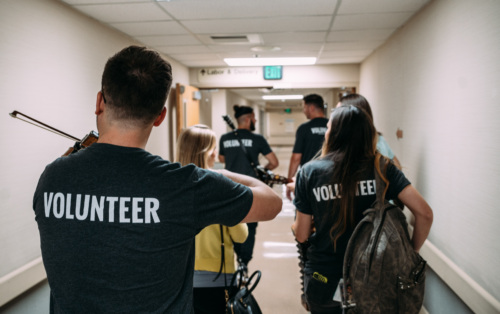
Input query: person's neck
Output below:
<box><xmin>97</xmin><ymin>127</ymin><xmax>151</xmax><ymax>149</ymax></box>
<box><xmin>237</xmin><ymin>125</ymin><xmax>251</xmax><ymax>131</ymax></box>
<box><xmin>309</xmin><ymin>112</ymin><xmax>325</xmax><ymax>119</ymax></box>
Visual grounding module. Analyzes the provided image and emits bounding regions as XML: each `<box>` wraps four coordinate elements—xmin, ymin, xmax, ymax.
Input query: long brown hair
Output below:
<box><xmin>321</xmin><ymin>105</ymin><xmax>382</xmax><ymax>250</ymax></box>
<box><xmin>175</xmin><ymin>124</ymin><xmax>216</xmax><ymax>169</ymax></box>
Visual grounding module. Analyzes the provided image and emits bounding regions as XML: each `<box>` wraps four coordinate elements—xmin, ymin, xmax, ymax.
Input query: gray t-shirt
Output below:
<box><xmin>33</xmin><ymin>143</ymin><xmax>253</xmax><ymax>313</ymax></box>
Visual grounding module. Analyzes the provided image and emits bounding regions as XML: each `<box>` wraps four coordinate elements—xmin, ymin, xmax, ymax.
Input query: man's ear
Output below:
<box><xmin>95</xmin><ymin>91</ymin><xmax>105</xmax><ymax>115</ymax></box>
<box><xmin>153</xmin><ymin>107</ymin><xmax>167</xmax><ymax>127</ymax></box>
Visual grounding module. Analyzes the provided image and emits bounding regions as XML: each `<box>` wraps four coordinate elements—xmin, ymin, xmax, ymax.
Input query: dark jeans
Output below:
<box><xmin>234</xmin><ymin>222</ymin><xmax>257</xmax><ymax>264</ymax></box>
<box><xmin>304</xmin><ymin>272</ymin><xmax>342</xmax><ymax>314</ymax></box>
<box><xmin>193</xmin><ymin>287</ymin><xmax>227</xmax><ymax>314</ymax></box>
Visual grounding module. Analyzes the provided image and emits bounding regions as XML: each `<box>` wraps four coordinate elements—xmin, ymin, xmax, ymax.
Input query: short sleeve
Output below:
<box><xmin>219</xmin><ymin>135</ymin><xmax>226</xmax><ymax>157</ymax></box>
<box><xmin>258</xmin><ymin>135</ymin><xmax>272</xmax><ymax>156</ymax></box>
<box><xmin>228</xmin><ymin>223</ymin><xmax>248</xmax><ymax>244</ymax></box>
<box><xmin>292</xmin><ymin>125</ymin><xmax>306</xmax><ymax>154</ymax></box>
<box><xmin>293</xmin><ymin>167</ymin><xmax>313</xmax><ymax>215</ymax></box>
<box><xmin>193</xmin><ymin>169</ymin><xmax>253</xmax><ymax>229</ymax></box>
<box><xmin>385</xmin><ymin>162</ymin><xmax>411</xmax><ymax>199</ymax></box>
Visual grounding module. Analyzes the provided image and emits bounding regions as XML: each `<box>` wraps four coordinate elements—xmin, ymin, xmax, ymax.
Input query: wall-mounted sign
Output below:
<box><xmin>198</xmin><ymin>67</ymin><xmax>261</xmax><ymax>83</ymax></box>
<box><xmin>263</xmin><ymin>66</ymin><xmax>282</xmax><ymax>80</ymax></box>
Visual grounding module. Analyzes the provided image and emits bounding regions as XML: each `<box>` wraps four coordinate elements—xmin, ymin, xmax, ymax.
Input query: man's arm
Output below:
<box><xmin>218</xmin><ymin>154</ymin><xmax>225</xmax><ymax>163</ymax></box>
<box><xmin>263</xmin><ymin>152</ymin><xmax>279</xmax><ymax>170</ymax></box>
<box><xmin>217</xmin><ymin>169</ymin><xmax>282</xmax><ymax>223</ymax></box>
<box><xmin>286</xmin><ymin>153</ymin><xmax>302</xmax><ymax>200</ymax></box>
<box><xmin>287</xmin><ymin>153</ymin><xmax>302</xmax><ymax>179</ymax></box>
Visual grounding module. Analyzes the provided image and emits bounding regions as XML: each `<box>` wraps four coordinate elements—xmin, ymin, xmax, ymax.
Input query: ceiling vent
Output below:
<box><xmin>211</xmin><ymin>35</ymin><xmax>248</xmax><ymax>43</ymax></box>
<box><xmin>198</xmin><ymin>34</ymin><xmax>262</xmax><ymax>45</ymax></box>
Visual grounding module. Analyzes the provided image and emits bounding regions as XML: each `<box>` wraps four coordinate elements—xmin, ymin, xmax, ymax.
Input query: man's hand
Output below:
<box><xmin>286</xmin><ymin>178</ymin><xmax>296</xmax><ymax>201</ymax></box>
<box><xmin>217</xmin><ymin>169</ymin><xmax>282</xmax><ymax>223</ymax></box>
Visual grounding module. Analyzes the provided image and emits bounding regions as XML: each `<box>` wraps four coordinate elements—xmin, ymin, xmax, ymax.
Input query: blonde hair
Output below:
<box><xmin>175</xmin><ymin>124</ymin><xmax>216</xmax><ymax>169</ymax></box>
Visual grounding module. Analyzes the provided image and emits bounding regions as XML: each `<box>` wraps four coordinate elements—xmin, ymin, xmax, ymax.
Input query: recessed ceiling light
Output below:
<box><xmin>262</xmin><ymin>95</ymin><xmax>303</xmax><ymax>100</ymax></box>
<box><xmin>250</xmin><ymin>46</ymin><xmax>281</xmax><ymax>52</ymax></box>
<box><xmin>224</xmin><ymin>57</ymin><xmax>316</xmax><ymax>66</ymax></box>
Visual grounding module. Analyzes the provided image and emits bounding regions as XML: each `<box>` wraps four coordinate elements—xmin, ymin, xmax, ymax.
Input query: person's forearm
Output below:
<box><xmin>411</xmin><ymin>214</ymin><xmax>433</xmax><ymax>252</ymax></box>
<box><xmin>216</xmin><ymin>169</ymin><xmax>267</xmax><ymax>189</ymax></box>
<box><xmin>287</xmin><ymin>153</ymin><xmax>302</xmax><ymax>179</ymax></box>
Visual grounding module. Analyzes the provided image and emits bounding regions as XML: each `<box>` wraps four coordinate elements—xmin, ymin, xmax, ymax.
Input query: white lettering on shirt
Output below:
<box><xmin>312</xmin><ymin>180</ymin><xmax>376</xmax><ymax>202</ymax></box>
<box><xmin>311</xmin><ymin>127</ymin><xmax>327</xmax><ymax>135</ymax></box>
<box><xmin>223</xmin><ymin>139</ymin><xmax>253</xmax><ymax>148</ymax></box>
<box><xmin>42</xmin><ymin>192</ymin><xmax>161</xmax><ymax>223</ymax></box>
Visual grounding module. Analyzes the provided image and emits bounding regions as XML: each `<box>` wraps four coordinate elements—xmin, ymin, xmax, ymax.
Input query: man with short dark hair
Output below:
<box><xmin>219</xmin><ymin>105</ymin><xmax>279</xmax><ymax>272</ymax></box>
<box><xmin>286</xmin><ymin>94</ymin><xmax>328</xmax><ymax>200</ymax></box>
<box><xmin>33</xmin><ymin>46</ymin><xmax>282</xmax><ymax>313</ymax></box>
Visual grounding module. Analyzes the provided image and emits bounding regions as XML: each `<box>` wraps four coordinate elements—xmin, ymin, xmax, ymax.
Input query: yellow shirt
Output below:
<box><xmin>194</xmin><ymin>223</ymin><xmax>248</xmax><ymax>274</ymax></box>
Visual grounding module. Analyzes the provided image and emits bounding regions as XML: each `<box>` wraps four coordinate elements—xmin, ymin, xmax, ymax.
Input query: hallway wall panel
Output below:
<box><xmin>359</xmin><ymin>0</ymin><xmax>500</xmax><ymax>310</ymax></box>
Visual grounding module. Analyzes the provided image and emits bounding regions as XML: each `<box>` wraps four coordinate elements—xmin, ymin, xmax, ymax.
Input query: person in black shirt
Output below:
<box><xmin>292</xmin><ymin>105</ymin><xmax>433</xmax><ymax>314</ymax></box>
<box><xmin>33</xmin><ymin>46</ymin><xmax>282</xmax><ymax>313</ymax></box>
<box><xmin>287</xmin><ymin>94</ymin><xmax>328</xmax><ymax>200</ymax></box>
<box><xmin>219</xmin><ymin>105</ymin><xmax>279</xmax><ymax>273</ymax></box>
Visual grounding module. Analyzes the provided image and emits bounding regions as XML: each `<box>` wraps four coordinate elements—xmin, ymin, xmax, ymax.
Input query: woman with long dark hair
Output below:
<box><xmin>292</xmin><ymin>105</ymin><xmax>433</xmax><ymax>313</ymax></box>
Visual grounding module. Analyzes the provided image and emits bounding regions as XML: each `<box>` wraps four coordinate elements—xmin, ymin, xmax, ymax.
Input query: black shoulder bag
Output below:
<box><xmin>215</xmin><ymin>225</ymin><xmax>263</xmax><ymax>314</ymax></box>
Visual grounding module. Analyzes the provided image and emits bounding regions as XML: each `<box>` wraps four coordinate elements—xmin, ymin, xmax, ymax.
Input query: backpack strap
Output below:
<box><xmin>213</xmin><ymin>225</ymin><xmax>226</xmax><ymax>282</ymax></box>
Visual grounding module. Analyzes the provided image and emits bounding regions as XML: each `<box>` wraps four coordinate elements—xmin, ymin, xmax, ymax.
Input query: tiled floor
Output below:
<box><xmin>250</xmin><ymin>185</ymin><xmax>309</xmax><ymax>314</ymax></box>
<box><xmin>250</xmin><ymin>146</ymin><xmax>310</xmax><ymax>313</ymax></box>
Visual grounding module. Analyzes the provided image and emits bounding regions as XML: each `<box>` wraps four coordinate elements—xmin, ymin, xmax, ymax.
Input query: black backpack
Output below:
<box><xmin>341</xmin><ymin>161</ymin><xmax>427</xmax><ymax>313</ymax></box>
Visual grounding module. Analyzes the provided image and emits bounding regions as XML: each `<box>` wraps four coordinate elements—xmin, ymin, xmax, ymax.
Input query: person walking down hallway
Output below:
<box><xmin>219</xmin><ymin>105</ymin><xmax>279</xmax><ymax>273</ymax></box>
<box><xmin>292</xmin><ymin>105</ymin><xmax>433</xmax><ymax>313</ymax></box>
<box><xmin>287</xmin><ymin>94</ymin><xmax>328</xmax><ymax>200</ymax></box>
<box><xmin>336</xmin><ymin>93</ymin><xmax>402</xmax><ymax>169</ymax></box>
<box><xmin>32</xmin><ymin>46</ymin><xmax>282</xmax><ymax>313</ymax></box>
<box><xmin>176</xmin><ymin>125</ymin><xmax>249</xmax><ymax>314</ymax></box>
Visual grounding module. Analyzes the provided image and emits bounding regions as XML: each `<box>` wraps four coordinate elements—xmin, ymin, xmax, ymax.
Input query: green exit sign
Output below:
<box><xmin>263</xmin><ymin>66</ymin><xmax>282</xmax><ymax>80</ymax></box>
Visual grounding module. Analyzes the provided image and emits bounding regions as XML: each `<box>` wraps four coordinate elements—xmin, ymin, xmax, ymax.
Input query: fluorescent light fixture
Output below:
<box><xmin>262</xmin><ymin>95</ymin><xmax>303</xmax><ymax>100</ymax></box>
<box><xmin>224</xmin><ymin>57</ymin><xmax>316</xmax><ymax>66</ymax></box>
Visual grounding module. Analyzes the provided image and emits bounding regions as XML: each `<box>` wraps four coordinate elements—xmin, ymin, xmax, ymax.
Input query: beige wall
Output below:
<box><xmin>359</xmin><ymin>0</ymin><xmax>500</xmax><ymax>304</ymax></box>
<box><xmin>0</xmin><ymin>0</ymin><xmax>189</xmax><ymax>303</ymax></box>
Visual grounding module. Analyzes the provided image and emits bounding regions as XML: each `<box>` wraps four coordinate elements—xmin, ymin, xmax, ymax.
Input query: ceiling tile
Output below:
<box><xmin>181</xmin><ymin>16</ymin><xmax>331</xmax><ymax>34</ymax></box>
<box><xmin>62</xmin><ymin>0</ymin><xmax>149</xmax><ymax>4</ymax></box>
<box><xmin>338</xmin><ymin>0</ymin><xmax>430</xmax><ymax>14</ymax></box>
<box><xmin>136</xmin><ymin>35</ymin><xmax>201</xmax><ymax>46</ymax></box>
<box><xmin>158</xmin><ymin>45</ymin><xmax>213</xmax><ymax>54</ymax></box>
<box><xmin>73</xmin><ymin>3</ymin><xmax>170</xmax><ymax>23</ymax></box>
<box><xmin>320</xmin><ymin>49</ymin><xmax>373</xmax><ymax>58</ymax></box>
<box><xmin>327</xmin><ymin>29</ymin><xmax>395</xmax><ymax>42</ymax></box>
<box><xmin>261</xmin><ymin>32</ymin><xmax>327</xmax><ymax>44</ymax></box>
<box><xmin>60</xmin><ymin>0</ymin><xmax>430</xmax><ymax>68</ymax></box>
<box><xmin>333</xmin><ymin>12</ymin><xmax>413</xmax><ymax>31</ymax></box>
<box><xmin>323</xmin><ymin>41</ymin><xmax>383</xmax><ymax>51</ymax></box>
<box><xmin>158</xmin><ymin>0</ymin><xmax>338</xmax><ymax>19</ymax></box>
<box><xmin>110</xmin><ymin>21</ymin><xmax>187</xmax><ymax>36</ymax></box>
<box><xmin>316</xmin><ymin>57</ymin><xmax>364</xmax><ymax>64</ymax></box>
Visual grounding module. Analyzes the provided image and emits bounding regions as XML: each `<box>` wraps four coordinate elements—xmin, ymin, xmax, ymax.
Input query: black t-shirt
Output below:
<box><xmin>33</xmin><ymin>143</ymin><xmax>253</xmax><ymax>313</ymax></box>
<box><xmin>219</xmin><ymin>129</ymin><xmax>273</xmax><ymax>178</ymax></box>
<box><xmin>292</xmin><ymin>117</ymin><xmax>329</xmax><ymax>165</ymax></box>
<box><xmin>293</xmin><ymin>158</ymin><xmax>410</xmax><ymax>277</ymax></box>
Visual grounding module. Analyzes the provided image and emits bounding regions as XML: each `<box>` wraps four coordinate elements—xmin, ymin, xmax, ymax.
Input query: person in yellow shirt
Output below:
<box><xmin>176</xmin><ymin>124</ymin><xmax>248</xmax><ymax>314</ymax></box>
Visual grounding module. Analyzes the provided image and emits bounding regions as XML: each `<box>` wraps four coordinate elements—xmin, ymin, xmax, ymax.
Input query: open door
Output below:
<box><xmin>175</xmin><ymin>83</ymin><xmax>200</xmax><ymax>139</ymax></box>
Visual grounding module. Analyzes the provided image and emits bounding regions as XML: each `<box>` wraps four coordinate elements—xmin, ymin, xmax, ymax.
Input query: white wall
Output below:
<box><xmin>0</xmin><ymin>0</ymin><xmax>189</xmax><ymax>304</ymax></box>
<box><xmin>359</xmin><ymin>0</ymin><xmax>500</xmax><ymax>309</ymax></box>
